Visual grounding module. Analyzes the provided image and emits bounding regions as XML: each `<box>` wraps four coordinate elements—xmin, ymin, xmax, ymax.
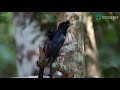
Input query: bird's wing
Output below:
<box><xmin>43</xmin><ymin>41</ymin><xmax>51</xmax><ymax>59</ymax></box>
<box><xmin>50</xmin><ymin>34</ymin><xmax>65</xmax><ymax>59</ymax></box>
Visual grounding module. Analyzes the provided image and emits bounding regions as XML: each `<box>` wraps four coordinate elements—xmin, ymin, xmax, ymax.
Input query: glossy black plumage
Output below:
<box><xmin>38</xmin><ymin>20</ymin><xmax>71</xmax><ymax>78</ymax></box>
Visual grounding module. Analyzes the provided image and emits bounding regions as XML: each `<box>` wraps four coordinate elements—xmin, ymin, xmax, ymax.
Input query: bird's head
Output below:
<box><xmin>58</xmin><ymin>20</ymin><xmax>72</xmax><ymax>31</ymax></box>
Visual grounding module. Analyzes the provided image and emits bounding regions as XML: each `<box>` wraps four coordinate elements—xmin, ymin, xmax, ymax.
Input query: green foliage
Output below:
<box><xmin>0</xmin><ymin>12</ymin><xmax>17</xmax><ymax>77</ymax></box>
<box><xmin>36</xmin><ymin>12</ymin><xmax>57</xmax><ymax>31</ymax></box>
<box><xmin>0</xmin><ymin>12</ymin><xmax>7</xmax><ymax>23</ymax></box>
<box><xmin>91</xmin><ymin>12</ymin><xmax>120</xmax><ymax>78</ymax></box>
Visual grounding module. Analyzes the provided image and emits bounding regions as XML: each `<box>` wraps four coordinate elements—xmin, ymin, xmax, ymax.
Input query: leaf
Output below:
<box><xmin>0</xmin><ymin>15</ymin><xmax>7</xmax><ymax>23</ymax></box>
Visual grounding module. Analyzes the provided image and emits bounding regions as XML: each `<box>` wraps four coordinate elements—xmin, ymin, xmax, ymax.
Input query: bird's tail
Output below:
<box><xmin>38</xmin><ymin>68</ymin><xmax>44</xmax><ymax>78</ymax></box>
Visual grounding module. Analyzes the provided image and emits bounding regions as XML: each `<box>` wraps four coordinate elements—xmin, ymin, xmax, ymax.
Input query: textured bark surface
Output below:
<box><xmin>51</xmin><ymin>12</ymin><xmax>86</xmax><ymax>78</ymax></box>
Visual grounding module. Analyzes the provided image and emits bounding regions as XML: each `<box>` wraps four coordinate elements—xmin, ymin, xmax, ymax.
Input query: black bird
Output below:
<box><xmin>47</xmin><ymin>30</ymin><xmax>56</xmax><ymax>41</ymax></box>
<box><xmin>38</xmin><ymin>35</ymin><xmax>54</xmax><ymax>78</ymax></box>
<box><xmin>38</xmin><ymin>30</ymin><xmax>56</xmax><ymax>78</ymax></box>
<box><xmin>38</xmin><ymin>20</ymin><xmax>71</xmax><ymax>78</ymax></box>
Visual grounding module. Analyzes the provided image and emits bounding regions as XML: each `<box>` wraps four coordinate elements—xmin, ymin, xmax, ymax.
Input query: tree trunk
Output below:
<box><xmin>13</xmin><ymin>12</ymin><xmax>48</xmax><ymax>77</ymax></box>
<box><xmin>84</xmin><ymin>13</ymin><xmax>101</xmax><ymax>77</ymax></box>
<box><xmin>52</xmin><ymin>12</ymin><xmax>86</xmax><ymax>78</ymax></box>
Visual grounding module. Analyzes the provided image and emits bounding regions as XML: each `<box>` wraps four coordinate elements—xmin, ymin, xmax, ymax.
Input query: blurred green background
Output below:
<box><xmin>0</xmin><ymin>12</ymin><xmax>120</xmax><ymax>78</ymax></box>
<box><xmin>0</xmin><ymin>12</ymin><xmax>16</xmax><ymax>77</ymax></box>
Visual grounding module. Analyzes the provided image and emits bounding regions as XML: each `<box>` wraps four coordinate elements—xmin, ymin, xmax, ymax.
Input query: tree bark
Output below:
<box><xmin>52</xmin><ymin>12</ymin><xmax>86</xmax><ymax>78</ymax></box>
